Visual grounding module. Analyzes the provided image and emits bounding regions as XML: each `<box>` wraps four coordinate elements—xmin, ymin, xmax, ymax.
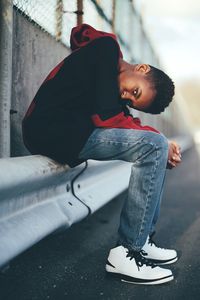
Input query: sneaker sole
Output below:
<box><xmin>143</xmin><ymin>255</ymin><xmax>179</xmax><ymax>265</ymax></box>
<box><xmin>106</xmin><ymin>271</ymin><xmax>174</xmax><ymax>285</ymax></box>
<box><xmin>156</xmin><ymin>256</ymin><xmax>178</xmax><ymax>265</ymax></box>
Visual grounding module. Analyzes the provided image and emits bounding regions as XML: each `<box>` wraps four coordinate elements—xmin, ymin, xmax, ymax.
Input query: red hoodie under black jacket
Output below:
<box><xmin>22</xmin><ymin>24</ymin><xmax>159</xmax><ymax>167</ymax></box>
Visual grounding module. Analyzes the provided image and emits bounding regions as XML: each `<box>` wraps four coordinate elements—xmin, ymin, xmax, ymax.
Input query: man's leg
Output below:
<box><xmin>79</xmin><ymin>128</ymin><xmax>175</xmax><ymax>284</ymax></box>
<box><xmin>142</xmin><ymin>171</ymin><xmax>178</xmax><ymax>265</ymax></box>
<box><xmin>150</xmin><ymin>172</ymin><xmax>166</xmax><ymax>235</ymax></box>
<box><xmin>79</xmin><ymin>128</ymin><xmax>168</xmax><ymax>249</ymax></box>
<box><xmin>116</xmin><ymin>133</ymin><xmax>168</xmax><ymax>251</ymax></box>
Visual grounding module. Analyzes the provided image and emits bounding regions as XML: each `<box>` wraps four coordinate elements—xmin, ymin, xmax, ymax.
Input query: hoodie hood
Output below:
<box><xmin>70</xmin><ymin>23</ymin><xmax>123</xmax><ymax>58</ymax></box>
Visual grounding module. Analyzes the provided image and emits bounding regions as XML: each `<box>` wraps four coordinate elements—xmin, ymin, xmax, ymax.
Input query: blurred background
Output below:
<box><xmin>135</xmin><ymin>0</ymin><xmax>200</xmax><ymax>152</ymax></box>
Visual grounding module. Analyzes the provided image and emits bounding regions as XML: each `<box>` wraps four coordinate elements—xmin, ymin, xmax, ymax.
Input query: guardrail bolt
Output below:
<box><xmin>66</xmin><ymin>184</ymin><xmax>70</xmax><ymax>192</ymax></box>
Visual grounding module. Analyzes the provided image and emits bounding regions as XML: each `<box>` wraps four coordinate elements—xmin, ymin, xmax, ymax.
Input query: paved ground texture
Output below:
<box><xmin>1</xmin><ymin>145</ymin><xmax>200</xmax><ymax>300</ymax></box>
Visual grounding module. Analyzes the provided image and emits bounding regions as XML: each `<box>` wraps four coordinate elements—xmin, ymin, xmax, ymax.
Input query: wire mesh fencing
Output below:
<box><xmin>13</xmin><ymin>0</ymin><xmax>77</xmax><ymax>47</ymax></box>
<box><xmin>13</xmin><ymin>0</ymin><xmax>158</xmax><ymax>63</ymax></box>
<box><xmin>13</xmin><ymin>1</ymin><xmax>128</xmax><ymax>57</ymax></box>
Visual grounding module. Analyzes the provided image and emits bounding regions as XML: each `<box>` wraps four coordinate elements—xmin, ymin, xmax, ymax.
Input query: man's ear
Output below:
<box><xmin>135</xmin><ymin>64</ymin><xmax>151</xmax><ymax>74</ymax></box>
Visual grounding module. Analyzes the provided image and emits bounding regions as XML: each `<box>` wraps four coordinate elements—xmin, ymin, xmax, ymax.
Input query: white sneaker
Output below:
<box><xmin>106</xmin><ymin>245</ymin><xmax>173</xmax><ymax>285</ymax></box>
<box><xmin>142</xmin><ymin>233</ymin><xmax>178</xmax><ymax>265</ymax></box>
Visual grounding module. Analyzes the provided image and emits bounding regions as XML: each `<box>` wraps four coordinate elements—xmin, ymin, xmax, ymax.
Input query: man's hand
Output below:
<box><xmin>167</xmin><ymin>140</ymin><xmax>182</xmax><ymax>168</ymax></box>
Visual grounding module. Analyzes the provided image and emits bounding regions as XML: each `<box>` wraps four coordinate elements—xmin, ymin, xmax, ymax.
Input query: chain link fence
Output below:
<box><xmin>13</xmin><ymin>0</ymin><xmax>151</xmax><ymax>62</ymax></box>
<box><xmin>13</xmin><ymin>0</ymin><xmax>115</xmax><ymax>48</ymax></box>
<box><xmin>13</xmin><ymin>0</ymin><xmax>77</xmax><ymax>46</ymax></box>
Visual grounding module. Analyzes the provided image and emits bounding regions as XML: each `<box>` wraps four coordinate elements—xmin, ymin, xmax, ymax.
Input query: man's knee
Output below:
<box><xmin>142</xmin><ymin>132</ymin><xmax>169</xmax><ymax>159</ymax></box>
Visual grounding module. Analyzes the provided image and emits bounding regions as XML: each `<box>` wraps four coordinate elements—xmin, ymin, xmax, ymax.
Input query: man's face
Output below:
<box><xmin>118</xmin><ymin>66</ymin><xmax>156</xmax><ymax>111</ymax></box>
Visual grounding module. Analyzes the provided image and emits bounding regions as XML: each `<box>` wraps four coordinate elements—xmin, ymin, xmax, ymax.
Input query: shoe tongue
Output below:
<box><xmin>123</xmin><ymin>246</ymin><xmax>128</xmax><ymax>251</ymax></box>
<box><xmin>119</xmin><ymin>245</ymin><xmax>129</xmax><ymax>254</ymax></box>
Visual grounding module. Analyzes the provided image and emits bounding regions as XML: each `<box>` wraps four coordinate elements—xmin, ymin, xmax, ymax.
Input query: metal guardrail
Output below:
<box><xmin>0</xmin><ymin>156</ymin><xmax>132</xmax><ymax>269</ymax></box>
<box><xmin>0</xmin><ymin>134</ymin><xmax>193</xmax><ymax>270</ymax></box>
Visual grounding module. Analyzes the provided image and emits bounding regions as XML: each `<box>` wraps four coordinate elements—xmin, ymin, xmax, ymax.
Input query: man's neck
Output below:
<box><xmin>118</xmin><ymin>59</ymin><xmax>135</xmax><ymax>74</ymax></box>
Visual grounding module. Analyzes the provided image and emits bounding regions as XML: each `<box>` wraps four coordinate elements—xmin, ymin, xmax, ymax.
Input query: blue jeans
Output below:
<box><xmin>79</xmin><ymin>128</ymin><xmax>169</xmax><ymax>251</ymax></box>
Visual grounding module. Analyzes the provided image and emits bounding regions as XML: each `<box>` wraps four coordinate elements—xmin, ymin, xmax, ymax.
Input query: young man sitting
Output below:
<box><xmin>22</xmin><ymin>24</ymin><xmax>181</xmax><ymax>285</ymax></box>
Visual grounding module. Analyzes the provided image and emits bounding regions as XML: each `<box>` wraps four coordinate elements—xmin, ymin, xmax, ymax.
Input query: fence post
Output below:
<box><xmin>56</xmin><ymin>0</ymin><xmax>63</xmax><ymax>41</ymax></box>
<box><xmin>112</xmin><ymin>0</ymin><xmax>116</xmax><ymax>33</ymax></box>
<box><xmin>0</xmin><ymin>0</ymin><xmax>13</xmax><ymax>158</ymax></box>
<box><xmin>77</xmin><ymin>0</ymin><xmax>83</xmax><ymax>25</ymax></box>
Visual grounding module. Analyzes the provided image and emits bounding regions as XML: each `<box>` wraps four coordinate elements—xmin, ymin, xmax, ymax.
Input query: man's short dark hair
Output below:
<box><xmin>144</xmin><ymin>65</ymin><xmax>175</xmax><ymax>114</ymax></box>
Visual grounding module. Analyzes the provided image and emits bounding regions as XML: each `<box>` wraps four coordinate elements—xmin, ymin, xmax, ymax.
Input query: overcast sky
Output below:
<box><xmin>134</xmin><ymin>0</ymin><xmax>200</xmax><ymax>82</ymax></box>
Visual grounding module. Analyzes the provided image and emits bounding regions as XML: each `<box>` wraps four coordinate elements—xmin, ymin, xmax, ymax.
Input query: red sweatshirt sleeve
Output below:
<box><xmin>91</xmin><ymin>37</ymin><xmax>160</xmax><ymax>134</ymax></box>
<box><xmin>92</xmin><ymin>112</ymin><xmax>160</xmax><ymax>133</ymax></box>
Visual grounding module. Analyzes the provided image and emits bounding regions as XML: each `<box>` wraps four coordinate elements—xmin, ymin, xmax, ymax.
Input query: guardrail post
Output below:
<box><xmin>0</xmin><ymin>0</ymin><xmax>13</xmax><ymax>158</ymax></box>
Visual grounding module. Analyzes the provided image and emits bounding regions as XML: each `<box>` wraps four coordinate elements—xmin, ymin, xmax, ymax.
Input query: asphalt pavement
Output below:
<box><xmin>1</xmin><ymin>145</ymin><xmax>200</xmax><ymax>300</ymax></box>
